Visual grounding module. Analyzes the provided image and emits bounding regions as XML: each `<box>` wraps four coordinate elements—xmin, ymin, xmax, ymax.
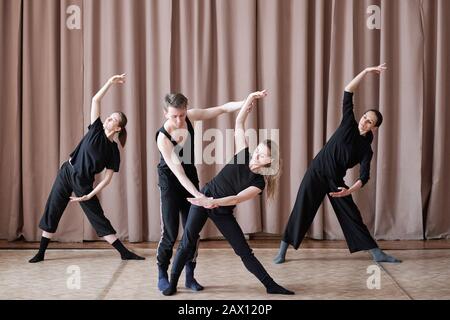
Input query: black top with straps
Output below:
<box><xmin>69</xmin><ymin>117</ymin><xmax>120</xmax><ymax>185</ymax></box>
<box><xmin>156</xmin><ymin>117</ymin><xmax>198</xmax><ymax>181</ymax></box>
<box><xmin>311</xmin><ymin>91</ymin><xmax>373</xmax><ymax>187</ymax></box>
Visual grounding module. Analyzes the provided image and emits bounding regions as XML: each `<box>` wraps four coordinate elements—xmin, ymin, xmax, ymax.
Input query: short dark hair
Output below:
<box><xmin>365</xmin><ymin>109</ymin><xmax>383</xmax><ymax>127</ymax></box>
<box><xmin>164</xmin><ymin>93</ymin><xmax>188</xmax><ymax>111</ymax></box>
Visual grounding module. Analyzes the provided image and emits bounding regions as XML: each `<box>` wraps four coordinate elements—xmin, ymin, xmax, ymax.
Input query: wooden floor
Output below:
<box><xmin>1</xmin><ymin>239</ymin><xmax>450</xmax><ymax>300</ymax></box>
<box><xmin>1</xmin><ymin>246</ymin><xmax>450</xmax><ymax>300</ymax></box>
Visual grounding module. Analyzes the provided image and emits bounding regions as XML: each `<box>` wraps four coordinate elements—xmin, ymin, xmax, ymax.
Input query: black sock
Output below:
<box><xmin>162</xmin><ymin>273</ymin><xmax>180</xmax><ymax>296</ymax></box>
<box><xmin>162</xmin><ymin>279</ymin><xmax>178</xmax><ymax>296</ymax></box>
<box><xmin>112</xmin><ymin>239</ymin><xmax>145</xmax><ymax>260</ymax></box>
<box><xmin>264</xmin><ymin>278</ymin><xmax>295</xmax><ymax>295</ymax></box>
<box><xmin>29</xmin><ymin>236</ymin><xmax>50</xmax><ymax>263</ymax></box>
<box><xmin>185</xmin><ymin>261</ymin><xmax>204</xmax><ymax>291</ymax></box>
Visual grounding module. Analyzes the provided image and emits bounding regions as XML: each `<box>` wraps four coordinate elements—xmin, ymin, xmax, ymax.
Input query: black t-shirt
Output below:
<box><xmin>206</xmin><ymin>148</ymin><xmax>265</xmax><ymax>208</ymax></box>
<box><xmin>69</xmin><ymin>117</ymin><xmax>120</xmax><ymax>184</ymax></box>
<box><xmin>311</xmin><ymin>91</ymin><xmax>373</xmax><ymax>186</ymax></box>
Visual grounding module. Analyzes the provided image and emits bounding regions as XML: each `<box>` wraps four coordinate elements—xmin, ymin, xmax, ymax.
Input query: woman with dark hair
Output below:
<box><xmin>274</xmin><ymin>64</ymin><xmax>401</xmax><ymax>264</ymax></box>
<box><xmin>29</xmin><ymin>74</ymin><xmax>144</xmax><ymax>263</ymax></box>
<box><xmin>162</xmin><ymin>90</ymin><xmax>294</xmax><ymax>296</ymax></box>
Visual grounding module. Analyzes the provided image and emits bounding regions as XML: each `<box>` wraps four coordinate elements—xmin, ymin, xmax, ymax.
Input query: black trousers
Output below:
<box><xmin>170</xmin><ymin>187</ymin><xmax>273</xmax><ymax>286</ymax></box>
<box><xmin>283</xmin><ymin>167</ymin><xmax>378</xmax><ymax>253</ymax></box>
<box><xmin>39</xmin><ymin>161</ymin><xmax>116</xmax><ymax>237</ymax></box>
<box><xmin>156</xmin><ymin>168</ymin><xmax>200</xmax><ymax>270</ymax></box>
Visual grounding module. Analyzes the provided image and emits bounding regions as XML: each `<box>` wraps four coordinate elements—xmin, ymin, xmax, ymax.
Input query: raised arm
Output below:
<box><xmin>187</xmin><ymin>186</ymin><xmax>262</xmax><ymax>208</ymax></box>
<box><xmin>157</xmin><ymin>133</ymin><xmax>203</xmax><ymax>198</ymax></box>
<box><xmin>187</xmin><ymin>100</ymin><xmax>244</xmax><ymax>121</ymax></box>
<box><xmin>91</xmin><ymin>74</ymin><xmax>125</xmax><ymax>124</ymax></box>
<box><xmin>234</xmin><ymin>90</ymin><xmax>268</xmax><ymax>153</ymax></box>
<box><xmin>345</xmin><ymin>63</ymin><xmax>386</xmax><ymax>93</ymax></box>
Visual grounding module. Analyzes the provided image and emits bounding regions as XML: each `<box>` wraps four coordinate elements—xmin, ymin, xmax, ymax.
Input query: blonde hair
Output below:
<box><xmin>255</xmin><ymin>139</ymin><xmax>282</xmax><ymax>201</ymax></box>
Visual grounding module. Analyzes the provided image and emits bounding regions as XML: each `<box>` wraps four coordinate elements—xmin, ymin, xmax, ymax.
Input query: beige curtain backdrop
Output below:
<box><xmin>0</xmin><ymin>0</ymin><xmax>448</xmax><ymax>242</ymax></box>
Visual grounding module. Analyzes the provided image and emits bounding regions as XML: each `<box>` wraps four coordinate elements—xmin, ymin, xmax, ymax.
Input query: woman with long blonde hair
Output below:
<box><xmin>162</xmin><ymin>90</ymin><xmax>294</xmax><ymax>296</ymax></box>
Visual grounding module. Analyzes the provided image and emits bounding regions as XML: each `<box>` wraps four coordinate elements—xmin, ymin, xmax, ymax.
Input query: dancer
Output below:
<box><xmin>29</xmin><ymin>74</ymin><xmax>144</xmax><ymax>263</ymax></box>
<box><xmin>162</xmin><ymin>90</ymin><xmax>294</xmax><ymax>296</ymax></box>
<box><xmin>274</xmin><ymin>64</ymin><xmax>401</xmax><ymax>264</ymax></box>
<box><xmin>156</xmin><ymin>93</ymin><xmax>247</xmax><ymax>291</ymax></box>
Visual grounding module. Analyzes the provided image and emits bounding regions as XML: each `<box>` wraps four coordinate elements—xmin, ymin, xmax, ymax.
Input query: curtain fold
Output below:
<box><xmin>0</xmin><ymin>0</ymin><xmax>22</xmax><ymax>240</ymax></box>
<box><xmin>422</xmin><ymin>0</ymin><xmax>450</xmax><ymax>239</ymax></box>
<box><xmin>19</xmin><ymin>0</ymin><xmax>85</xmax><ymax>241</ymax></box>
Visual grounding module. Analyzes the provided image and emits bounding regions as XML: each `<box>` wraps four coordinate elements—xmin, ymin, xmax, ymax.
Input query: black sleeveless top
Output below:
<box><xmin>155</xmin><ymin>117</ymin><xmax>198</xmax><ymax>181</ymax></box>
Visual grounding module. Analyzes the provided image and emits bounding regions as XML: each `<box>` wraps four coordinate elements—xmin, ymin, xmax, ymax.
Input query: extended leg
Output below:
<box><xmin>275</xmin><ymin>168</ymin><xmax>328</xmax><ymax>263</ymax></box>
<box><xmin>180</xmin><ymin>198</ymin><xmax>203</xmax><ymax>291</ymax></box>
<box><xmin>210</xmin><ymin>209</ymin><xmax>294</xmax><ymax>295</ymax></box>
<box><xmin>163</xmin><ymin>205</ymin><xmax>208</xmax><ymax>296</ymax></box>
<box><xmin>328</xmin><ymin>195</ymin><xmax>401</xmax><ymax>263</ymax></box>
<box><xmin>30</xmin><ymin>163</ymin><xmax>72</xmax><ymax>263</ymax></box>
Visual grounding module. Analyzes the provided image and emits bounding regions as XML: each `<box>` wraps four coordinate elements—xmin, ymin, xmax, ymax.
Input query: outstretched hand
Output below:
<box><xmin>247</xmin><ymin>90</ymin><xmax>268</xmax><ymax>102</ymax></box>
<box><xmin>248</xmin><ymin>90</ymin><xmax>268</xmax><ymax>100</ymax></box>
<box><xmin>365</xmin><ymin>63</ymin><xmax>387</xmax><ymax>75</ymax></box>
<box><xmin>187</xmin><ymin>197</ymin><xmax>218</xmax><ymax>209</ymax></box>
<box><xmin>70</xmin><ymin>195</ymin><xmax>92</xmax><ymax>202</ymax></box>
<box><xmin>108</xmin><ymin>73</ymin><xmax>126</xmax><ymax>85</ymax></box>
<box><xmin>328</xmin><ymin>187</ymin><xmax>352</xmax><ymax>198</ymax></box>
<box><xmin>244</xmin><ymin>90</ymin><xmax>268</xmax><ymax>113</ymax></box>
<box><xmin>345</xmin><ymin>64</ymin><xmax>386</xmax><ymax>93</ymax></box>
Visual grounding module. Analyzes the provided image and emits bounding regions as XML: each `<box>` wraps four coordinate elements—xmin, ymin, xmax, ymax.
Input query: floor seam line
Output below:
<box><xmin>377</xmin><ymin>263</ymin><xmax>414</xmax><ymax>300</ymax></box>
<box><xmin>96</xmin><ymin>260</ymin><xmax>128</xmax><ymax>300</ymax></box>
